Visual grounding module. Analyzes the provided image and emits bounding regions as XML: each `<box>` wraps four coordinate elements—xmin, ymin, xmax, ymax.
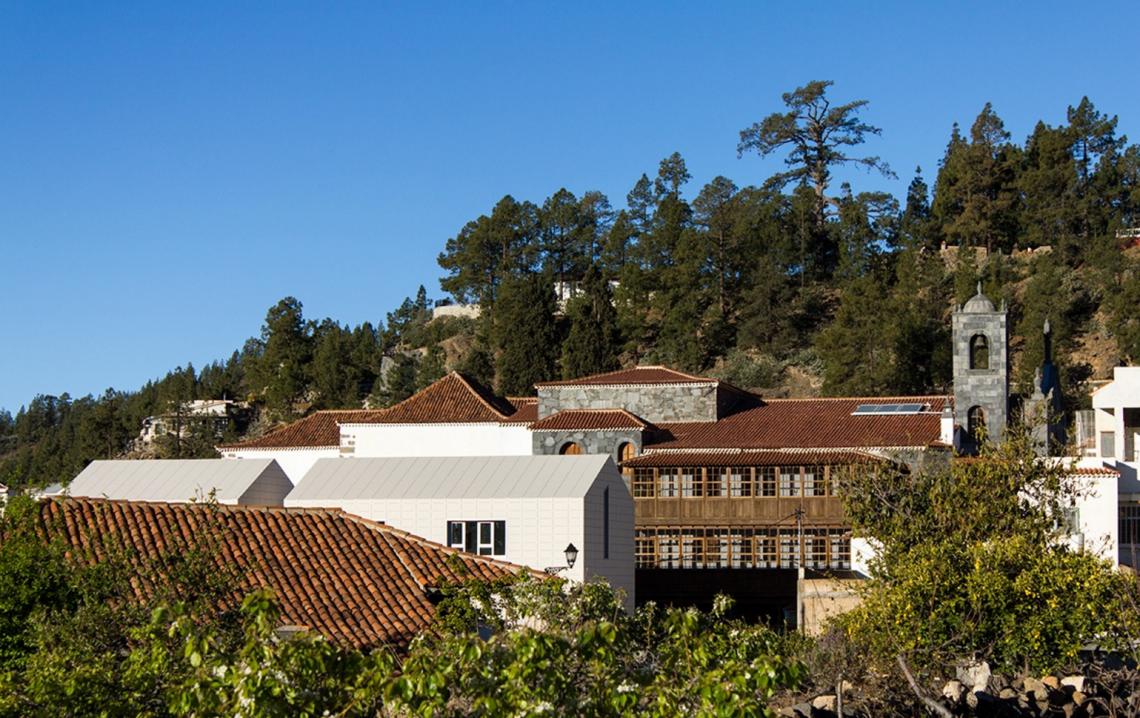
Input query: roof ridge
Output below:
<box><xmin>379</xmin><ymin>371</ymin><xmax>513</xmax><ymax>421</ymax></box>
<box><xmin>761</xmin><ymin>395</ymin><xmax>949</xmax><ymax>402</ymax></box>
<box><xmin>534</xmin><ymin>364</ymin><xmax>716</xmax><ymax>387</ymax></box>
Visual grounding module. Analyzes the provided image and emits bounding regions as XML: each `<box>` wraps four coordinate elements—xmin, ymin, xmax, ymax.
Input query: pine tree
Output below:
<box><xmin>492</xmin><ymin>273</ymin><xmax>560</xmax><ymax>396</ymax></box>
<box><xmin>310</xmin><ymin>320</ymin><xmax>365</xmax><ymax>409</ymax></box>
<box><xmin>416</xmin><ymin>345</ymin><xmax>447</xmax><ymax>390</ymax></box>
<box><xmin>561</xmin><ymin>265</ymin><xmax>620</xmax><ymax>379</ymax></box>
<box><xmin>932</xmin><ymin>105</ymin><xmax>1021</xmax><ymax>252</ymax></box>
<box><xmin>899</xmin><ymin>167</ymin><xmax>938</xmax><ymax>250</ymax></box>
<box><xmin>737</xmin><ymin>80</ymin><xmax>894</xmax><ymax>232</ymax></box>
<box><xmin>251</xmin><ymin>298</ymin><xmax>312</xmax><ymax>420</ymax></box>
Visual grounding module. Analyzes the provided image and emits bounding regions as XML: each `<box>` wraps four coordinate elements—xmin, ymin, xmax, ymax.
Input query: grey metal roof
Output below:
<box><xmin>68</xmin><ymin>459</ymin><xmax>285</xmax><ymax>503</ymax></box>
<box><xmin>288</xmin><ymin>455</ymin><xmax>616</xmax><ymax>501</ymax></box>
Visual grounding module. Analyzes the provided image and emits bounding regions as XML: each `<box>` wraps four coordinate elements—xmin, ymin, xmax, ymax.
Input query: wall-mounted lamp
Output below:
<box><xmin>545</xmin><ymin>543</ymin><xmax>579</xmax><ymax>574</ymax></box>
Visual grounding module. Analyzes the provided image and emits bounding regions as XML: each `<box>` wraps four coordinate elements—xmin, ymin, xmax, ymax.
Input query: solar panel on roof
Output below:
<box><xmin>852</xmin><ymin>403</ymin><xmax>926</xmax><ymax>416</ymax></box>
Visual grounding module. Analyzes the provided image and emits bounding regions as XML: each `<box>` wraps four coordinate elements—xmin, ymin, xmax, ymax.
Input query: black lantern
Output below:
<box><xmin>564</xmin><ymin>543</ymin><xmax>578</xmax><ymax>569</ymax></box>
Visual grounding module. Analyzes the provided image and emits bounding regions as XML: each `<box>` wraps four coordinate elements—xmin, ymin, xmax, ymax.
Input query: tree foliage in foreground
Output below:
<box><xmin>835</xmin><ymin>432</ymin><xmax>1140</xmax><ymax>675</ymax></box>
<box><xmin>0</xmin><ymin>497</ymin><xmax>802</xmax><ymax>716</ymax></box>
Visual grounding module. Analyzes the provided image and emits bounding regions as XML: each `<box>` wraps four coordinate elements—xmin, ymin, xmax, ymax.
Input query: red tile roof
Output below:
<box><xmin>353</xmin><ymin>372</ymin><xmax>518</xmax><ymax>425</ymax></box>
<box><xmin>218</xmin><ymin>409</ymin><xmax>386</xmax><ymax>450</ymax></box>
<box><xmin>622</xmin><ymin>449</ymin><xmax>888</xmax><ymax>468</ymax></box>
<box><xmin>649</xmin><ymin>396</ymin><xmax>950</xmax><ymax>450</ymax></box>
<box><xmin>36</xmin><ymin>498</ymin><xmax>532</xmax><ymax>650</ymax></box>
<box><xmin>503</xmin><ymin>397</ymin><xmax>538</xmax><ymax>424</ymax></box>
<box><xmin>1068</xmin><ymin>466</ymin><xmax>1120</xmax><ymax>476</ymax></box>
<box><xmin>530</xmin><ymin>409</ymin><xmax>650</xmax><ymax>432</ymax></box>
<box><xmin>534</xmin><ymin>365</ymin><xmax>717</xmax><ymax>387</ymax></box>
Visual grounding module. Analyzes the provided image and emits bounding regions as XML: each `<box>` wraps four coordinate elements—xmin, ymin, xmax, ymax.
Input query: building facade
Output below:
<box><xmin>285</xmin><ymin>454</ymin><xmax>635</xmax><ymax>609</ymax></box>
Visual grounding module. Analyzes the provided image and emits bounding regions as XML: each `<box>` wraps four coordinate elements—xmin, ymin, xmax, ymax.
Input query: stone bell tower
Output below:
<box><xmin>952</xmin><ymin>282</ymin><xmax>1008</xmax><ymax>449</ymax></box>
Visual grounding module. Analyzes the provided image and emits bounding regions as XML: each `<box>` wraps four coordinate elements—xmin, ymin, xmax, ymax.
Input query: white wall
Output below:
<box><xmin>287</xmin><ymin>488</ymin><xmax>636</xmax><ymax>609</ymax></box>
<box><xmin>583</xmin><ymin>473</ymin><xmax>635</xmax><ymax>611</ymax></box>
<box><xmin>1092</xmin><ymin>367</ymin><xmax>1140</xmax><ymax>461</ymax></box>
<box><xmin>343</xmin><ymin>424</ymin><xmax>533</xmax><ymax>458</ymax></box>
<box><xmin>220</xmin><ymin>448</ymin><xmax>339</xmax><ymax>485</ymax></box>
<box><xmin>1070</xmin><ymin>468</ymin><xmax>1119</xmax><ymax>563</ymax></box>
<box><xmin>850</xmin><ymin>537</ymin><xmax>880</xmax><ymax>577</ymax></box>
<box><xmin>237</xmin><ymin>462</ymin><xmax>294</xmax><ymax>506</ymax></box>
<box><xmin>288</xmin><ymin>495</ymin><xmax>582</xmax><ymax>574</ymax></box>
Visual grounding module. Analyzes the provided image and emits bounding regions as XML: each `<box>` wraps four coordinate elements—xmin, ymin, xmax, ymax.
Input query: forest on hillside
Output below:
<box><xmin>3</xmin><ymin>80</ymin><xmax>1140</xmax><ymax>489</ymax></box>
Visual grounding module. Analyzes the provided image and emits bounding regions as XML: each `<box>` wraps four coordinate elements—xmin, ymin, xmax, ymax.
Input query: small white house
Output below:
<box><xmin>286</xmin><ymin>454</ymin><xmax>635</xmax><ymax>608</ymax></box>
<box><xmin>69</xmin><ymin>459</ymin><xmax>292</xmax><ymax>506</ymax></box>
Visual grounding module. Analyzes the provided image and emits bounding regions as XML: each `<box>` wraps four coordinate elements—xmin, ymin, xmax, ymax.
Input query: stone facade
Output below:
<box><xmin>532</xmin><ymin>429</ymin><xmax>643</xmax><ymax>461</ymax></box>
<box><xmin>537</xmin><ymin>384</ymin><xmax>719</xmax><ymax>423</ymax></box>
<box><xmin>953</xmin><ymin>289</ymin><xmax>1009</xmax><ymax>446</ymax></box>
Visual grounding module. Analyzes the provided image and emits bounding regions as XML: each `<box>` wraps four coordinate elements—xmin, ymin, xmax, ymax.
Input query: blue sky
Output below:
<box><xmin>2</xmin><ymin>2</ymin><xmax>1138</xmax><ymax>413</ymax></box>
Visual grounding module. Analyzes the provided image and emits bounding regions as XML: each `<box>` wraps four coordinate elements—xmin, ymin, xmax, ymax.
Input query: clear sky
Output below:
<box><xmin>2</xmin><ymin>1</ymin><xmax>1138</xmax><ymax>414</ymax></box>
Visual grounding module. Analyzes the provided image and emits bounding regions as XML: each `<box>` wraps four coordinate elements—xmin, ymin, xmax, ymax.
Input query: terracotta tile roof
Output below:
<box><xmin>535</xmin><ymin>365</ymin><xmax>717</xmax><ymax>387</ymax></box>
<box><xmin>621</xmin><ymin>449</ymin><xmax>888</xmax><ymax>468</ymax></box>
<box><xmin>36</xmin><ymin>497</ymin><xmax>532</xmax><ymax>650</ymax></box>
<box><xmin>502</xmin><ymin>397</ymin><xmax>538</xmax><ymax>424</ymax></box>
<box><xmin>648</xmin><ymin>396</ymin><xmax>950</xmax><ymax>450</ymax></box>
<box><xmin>352</xmin><ymin>372</ymin><xmax>517</xmax><ymax>425</ymax></box>
<box><xmin>217</xmin><ymin>409</ymin><xmax>386</xmax><ymax>450</ymax></box>
<box><xmin>530</xmin><ymin>409</ymin><xmax>650</xmax><ymax>432</ymax></box>
<box><xmin>1068</xmin><ymin>466</ymin><xmax>1120</xmax><ymax>476</ymax></box>
<box><xmin>954</xmin><ymin>457</ymin><xmax>1121</xmax><ymax>477</ymax></box>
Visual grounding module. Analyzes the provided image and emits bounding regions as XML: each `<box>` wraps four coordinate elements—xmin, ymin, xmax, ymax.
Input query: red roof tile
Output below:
<box><xmin>36</xmin><ymin>498</ymin><xmax>532</xmax><ymax>650</ymax></box>
<box><xmin>353</xmin><ymin>373</ymin><xmax>517</xmax><ymax>425</ymax></box>
<box><xmin>622</xmin><ymin>449</ymin><xmax>888</xmax><ymax>468</ymax></box>
<box><xmin>218</xmin><ymin>409</ymin><xmax>386</xmax><ymax>450</ymax></box>
<box><xmin>530</xmin><ymin>409</ymin><xmax>650</xmax><ymax>432</ymax></box>
<box><xmin>649</xmin><ymin>396</ymin><xmax>950</xmax><ymax>450</ymax></box>
<box><xmin>503</xmin><ymin>397</ymin><xmax>538</xmax><ymax>424</ymax></box>
<box><xmin>535</xmin><ymin>365</ymin><xmax>717</xmax><ymax>387</ymax></box>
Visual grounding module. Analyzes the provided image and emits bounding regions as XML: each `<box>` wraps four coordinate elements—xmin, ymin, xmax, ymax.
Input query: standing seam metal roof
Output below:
<box><xmin>287</xmin><ymin>455</ymin><xmax>615</xmax><ymax>502</ymax></box>
<box><xmin>69</xmin><ymin>459</ymin><xmax>287</xmax><ymax>503</ymax></box>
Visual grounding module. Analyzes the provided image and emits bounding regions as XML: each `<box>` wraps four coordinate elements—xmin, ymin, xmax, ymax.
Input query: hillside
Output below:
<box><xmin>3</xmin><ymin>82</ymin><xmax>1139</xmax><ymax>488</ymax></box>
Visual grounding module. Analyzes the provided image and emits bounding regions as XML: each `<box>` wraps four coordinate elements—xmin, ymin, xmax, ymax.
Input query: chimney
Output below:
<box><xmin>940</xmin><ymin>406</ymin><xmax>955</xmax><ymax>446</ymax></box>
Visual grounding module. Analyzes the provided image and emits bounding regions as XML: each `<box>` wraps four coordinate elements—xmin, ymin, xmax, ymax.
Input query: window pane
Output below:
<box><xmin>758</xmin><ymin>467</ymin><xmax>776</xmax><ymax>497</ymax></box>
<box><xmin>447</xmin><ymin>521</ymin><xmax>463</xmax><ymax>547</ymax></box>
<box><xmin>603</xmin><ymin>488</ymin><xmax>610</xmax><ymax>559</ymax></box>
<box><xmin>465</xmin><ymin>521</ymin><xmax>477</xmax><ymax>553</ymax></box>
<box><xmin>681</xmin><ymin>469</ymin><xmax>700</xmax><ymax>498</ymax></box>
<box><xmin>730</xmin><ymin>468</ymin><xmax>751</xmax><ymax>497</ymax></box>
<box><xmin>479</xmin><ymin>522</ymin><xmax>492</xmax><ymax>543</ymax></box>
<box><xmin>494</xmin><ymin>521</ymin><xmax>506</xmax><ymax>555</ymax></box>
<box><xmin>659</xmin><ymin>469</ymin><xmax>677</xmax><ymax>498</ymax></box>
<box><xmin>779</xmin><ymin>468</ymin><xmax>800</xmax><ymax>497</ymax></box>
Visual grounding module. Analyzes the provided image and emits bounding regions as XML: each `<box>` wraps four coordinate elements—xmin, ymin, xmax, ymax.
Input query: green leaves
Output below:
<box><xmin>386</xmin><ymin>576</ymin><xmax>802</xmax><ymax>717</ymax></box>
<box><xmin>837</xmin><ymin>433</ymin><xmax>1139</xmax><ymax>674</ymax></box>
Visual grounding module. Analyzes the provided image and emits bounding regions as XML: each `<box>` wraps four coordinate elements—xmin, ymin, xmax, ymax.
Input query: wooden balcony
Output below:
<box><xmin>635</xmin><ymin>494</ymin><xmax>846</xmax><ymax>526</ymax></box>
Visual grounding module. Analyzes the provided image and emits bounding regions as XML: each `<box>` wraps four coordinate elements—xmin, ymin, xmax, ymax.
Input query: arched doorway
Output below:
<box><xmin>559</xmin><ymin>441</ymin><xmax>583</xmax><ymax>455</ymax></box>
<box><xmin>967</xmin><ymin>405</ymin><xmax>986</xmax><ymax>440</ymax></box>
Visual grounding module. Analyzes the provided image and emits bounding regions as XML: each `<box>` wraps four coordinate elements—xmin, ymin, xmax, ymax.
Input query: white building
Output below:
<box><xmin>1089</xmin><ymin>367</ymin><xmax>1140</xmax><ymax>566</ymax></box>
<box><xmin>217</xmin><ymin>410</ymin><xmax>387</xmax><ymax>484</ymax></box>
<box><xmin>285</xmin><ymin>454</ymin><xmax>635</xmax><ymax>608</ymax></box>
<box><xmin>137</xmin><ymin>399</ymin><xmax>249</xmax><ymax>448</ymax></box>
<box><xmin>69</xmin><ymin>458</ymin><xmax>292</xmax><ymax>506</ymax></box>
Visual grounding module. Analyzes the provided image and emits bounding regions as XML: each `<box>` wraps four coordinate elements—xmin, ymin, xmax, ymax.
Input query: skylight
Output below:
<box><xmin>851</xmin><ymin>403</ymin><xmax>926</xmax><ymax>416</ymax></box>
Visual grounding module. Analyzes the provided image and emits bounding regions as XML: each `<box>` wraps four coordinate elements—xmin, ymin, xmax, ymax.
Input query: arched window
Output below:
<box><xmin>617</xmin><ymin>442</ymin><xmax>636</xmax><ymax>463</ymax></box>
<box><xmin>967</xmin><ymin>406</ymin><xmax>986</xmax><ymax>439</ymax></box>
<box><xmin>559</xmin><ymin>441</ymin><xmax>583</xmax><ymax>455</ymax></box>
<box><xmin>969</xmin><ymin>334</ymin><xmax>989</xmax><ymax>370</ymax></box>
